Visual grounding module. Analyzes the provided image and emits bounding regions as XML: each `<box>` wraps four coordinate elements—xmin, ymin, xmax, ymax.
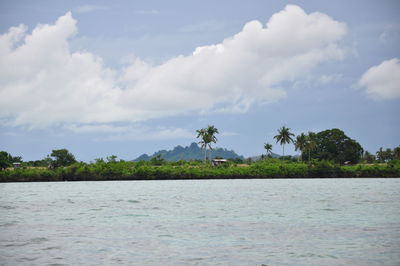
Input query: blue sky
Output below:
<box><xmin>0</xmin><ymin>0</ymin><xmax>399</xmax><ymax>161</ymax></box>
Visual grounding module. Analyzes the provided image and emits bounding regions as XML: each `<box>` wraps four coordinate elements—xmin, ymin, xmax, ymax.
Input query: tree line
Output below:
<box><xmin>1</xmin><ymin>126</ymin><xmax>399</xmax><ymax>170</ymax></box>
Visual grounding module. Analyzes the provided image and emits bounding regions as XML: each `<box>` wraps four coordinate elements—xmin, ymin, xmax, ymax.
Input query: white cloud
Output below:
<box><xmin>74</xmin><ymin>5</ymin><xmax>107</xmax><ymax>13</ymax></box>
<box><xmin>359</xmin><ymin>58</ymin><xmax>400</xmax><ymax>100</ymax></box>
<box><xmin>0</xmin><ymin>5</ymin><xmax>347</xmax><ymax>129</ymax></box>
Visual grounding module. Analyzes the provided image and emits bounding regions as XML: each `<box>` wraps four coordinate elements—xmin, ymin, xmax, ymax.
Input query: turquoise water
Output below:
<box><xmin>1</xmin><ymin>179</ymin><xmax>399</xmax><ymax>265</ymax></box>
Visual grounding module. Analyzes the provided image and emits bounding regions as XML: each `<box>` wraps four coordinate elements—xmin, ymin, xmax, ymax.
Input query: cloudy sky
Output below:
<box><xmin>0</xmin><ymin>0</ymin><xmax>399</xmax><ymax>161</ymax></box>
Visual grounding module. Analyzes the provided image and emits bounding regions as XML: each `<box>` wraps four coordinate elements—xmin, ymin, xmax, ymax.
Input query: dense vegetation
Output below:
<box><xmin>1</xmin><ymin>126</ymin><xmax>399</xmax><ymax>182</ymax></box>
<box><xmin>0</xmin><ymin>159</ymin><xmax>399</xmax><ymax>182</ymax></box>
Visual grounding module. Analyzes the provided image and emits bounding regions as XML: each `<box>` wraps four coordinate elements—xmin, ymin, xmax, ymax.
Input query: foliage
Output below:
<box><xmin>376</xmin><ymin>147</ymin><xmax>400</xmax><ymax>162</ymax></box>
<box><xmin>264</xmin><ymin>143</ymin><xmax>273</xmax><ymax>157</ymax></box>
<box><xmin>1</xmin><ymin>158</ymin><xmax>398</xmax><ymax>182</ymax></box>
<box><xmin>310</xmin><ymin>128</ymin><xmax>363</xmax><ymax>164</ymax></box>
<box><xmin>0</xmin><ymin>151</ymin><xmax>22</xmax><ymax>170</ymax></box>
<box><xmin>50</xmin><ymin>149</ymin><xmax>77</xmax><ymax>168</ymax></box>
<box><xmin>274</xmin><ymin>126</ymin><xmax>295</xmax><ymax>157</ymax></box>
<box><xmin>362</xmin><ymin>151</ymin><xmax>376</xmax><ymax>163</ymax></box>
<box><xmin>294</xmin><ymin>133</ymin><xmax>307</xmax><ymax>161</ymax></box>
<box><xmin>150</xmin><ymin>155</ymin><xmax>166</xmax><ymax>166</ymax></box>
<box><xmin>0</xmin><ymin>151</ymin><xmax>11</xmax><ymax>170</ymax></box>
<box><xmin>196</xmin><ymin>125</ymin><xmax>219</xmax><ymax>162</ymax></box>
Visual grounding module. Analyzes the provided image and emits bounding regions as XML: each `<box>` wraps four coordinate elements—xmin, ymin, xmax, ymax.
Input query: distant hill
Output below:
<box><xmin>134</xmin><ymin>142</ymin><xmax>244</xmax><ymax>161</ymax></box>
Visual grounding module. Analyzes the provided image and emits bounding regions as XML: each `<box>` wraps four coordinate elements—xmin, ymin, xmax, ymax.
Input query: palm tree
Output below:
<box><xmin>294</xmin><ymin>133</ymin><xmax>307</xmax><ymax>161</ymax></box>
<box><xmin>206</xmin><ymin>125</ymin><xmax>219</xmax><ymax>160</ymax></box>
<box><xmin>196</xmin><ymin>125</ymin><xmax>219</xmax><ymax>162</ymax></box>
<box><xmin>196</xmin><ymin>128</ymin><xmax>208</xmax><ymax>162</ymax></box>
<box><xmin>304</xmin><ymin>132</ymin><xmax>317</xmax><ymax>161</ymax></box>
<box><xmin>264</xmin><ymin>143</ymin><xmax>273</xmax><ymax>158</ymax></box>
<box><xmin>273</xmin><ymin>126</ymin><xmax>295</xmax><ymax>158</ymax></box>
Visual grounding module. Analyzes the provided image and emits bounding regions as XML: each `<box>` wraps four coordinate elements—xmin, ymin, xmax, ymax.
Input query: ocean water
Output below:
<box><xmin>1</xmin><ymin>178</ymin><xmax>399</xmax><ymax>266</ymax></box>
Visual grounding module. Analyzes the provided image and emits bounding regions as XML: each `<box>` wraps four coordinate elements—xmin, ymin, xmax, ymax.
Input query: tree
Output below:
<box><xmin>196</xmin><ymin>128</ymin><xmax>208</xmax><ymax>162</ymax></box>
<box><xmin>106</xmin><ymin>155</ymin><xmax>118</xmax><ymax>163</ymax></box>
<box><xmin>294</xmin><ymin>133</ymin><xmax>307</xmax><ymax>161</ymax></box>
<box><xmin>50</xmin><ymin>149</ymin><xmax>77</xmax><ymax>167</ymax></box>
<box><xmin>363</xmin><ymin>151</ymin><xmax>376</xmax><ymax>163</ymax></box>
<box><xmin>206</xmin><ymin>125</ymin><xmax>219</xmax><ymax>160</ymax></box>
<box><xmin>377</xmin><ymin>147</ymin><xmax>395</xmax><ymax>162</ymax></box>
<box><xmin>304</xmin><ymin>132</ymin><xmax>317</xmax><ymax>161</ymax></box>
<box><xmin>196</xmin><ymin>125</ymin><xmax>219</xmax><ymax>162</ymax></box>
<box><xmin>0</xmin><ymin>151</ymin><xmax>22</xmax><ymax>170</ymax></box>
<box><xmin>274</xmin><ymin>126</ymin><xmax>295</xmax><ymax>158</ymax></box>
<box><xmin>0</xmin><ymin>151</ymin><xmax>11</xmax><ymax>170</ymax></box>
<box><xmin>264</xmin><ymin>143</ymin><xmax>273</xmax><ymax>158</ymax></box>
<box><xmin>376</xmin><ymin>147</ymin><xmax>385</xmax><ymax>163</ymax></box>
<box><xmin>394</xmin><ymin>146</ymin><xmax>400</xmax><ymax>160</ymax></box>
<box><xmin>310</xmin><ymin>129</ymin><xmax>363</xmax><ymax>164</ymax></box>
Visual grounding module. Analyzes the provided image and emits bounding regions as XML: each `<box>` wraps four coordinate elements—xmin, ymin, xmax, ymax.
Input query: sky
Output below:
<box><xmin>0</xmin><ymin>0</ymin><xmax>399</xmax><ymax>162</ymax></box>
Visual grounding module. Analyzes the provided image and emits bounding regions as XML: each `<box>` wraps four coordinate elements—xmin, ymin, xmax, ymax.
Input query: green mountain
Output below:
<box><xmin>134</xmin><ymin>142</ymin><xmax>244</xmax><ymax>161</ymax></box>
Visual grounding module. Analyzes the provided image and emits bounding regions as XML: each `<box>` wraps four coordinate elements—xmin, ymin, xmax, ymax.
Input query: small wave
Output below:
<box><xmin>30</xmin><ymin>237</ymin><xmax>49</xmax><ymax>244</ymax></box>
<box><xmin>3</xmin><ymin>242</ymin><xmax>30</xmax><ymax>247</ymax></box>
<box><xmin>363</xmin><ymin>227</ymin><xmax>377</xmax><ymax>231</ymax></box>
<box><xmin>0</xmin><ymin>221</ymin><xmax>18</xmax><ymax>227</ymax></box>
<box><xmin>128</xmin><ymin>200</ymin><xmax>141</xmax><ymax>203</ymax></box>
<box><xmin>158</xmin><ymin>234</ymin><xmax>173</xmax><ymax>238</ymax></box>
<box><xmin>321</xmin><ymin>208</ymin><xmax>339</xmax><ymax>212</ymax></box>
<box><xmin>0</xmin><ymin>205</ymin><xmax>16</xmax><ymax>210</ymax></box>
<box><xmin>124</xmin><ymin>214</ymin><xmax>149</xmax><ymax>217</ymax></box>
<box><xmin>43</xmin><ymin>246</ymin><xmax>61</xmax><ymax>250</ymax></box>
<box><xmin>20</xmin><ymin>257</ymin><xmax>38</xmax><ymax>262</ymax></box>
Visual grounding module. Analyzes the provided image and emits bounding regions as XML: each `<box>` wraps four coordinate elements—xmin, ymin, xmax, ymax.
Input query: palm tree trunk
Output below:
<box><xmin>282</xmin><ymin>144</ymin><xmax>285</xmax><ymax>159</ymax></box>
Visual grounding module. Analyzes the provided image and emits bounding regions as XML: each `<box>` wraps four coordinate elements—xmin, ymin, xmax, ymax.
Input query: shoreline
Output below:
<box><xmin>1</xmin><ymin>161</ymin><xmax>399</xmax><ymax>183</ymax></box>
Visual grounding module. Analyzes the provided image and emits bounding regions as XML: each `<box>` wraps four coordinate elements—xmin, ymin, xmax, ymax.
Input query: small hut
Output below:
<box><xmin>211</xmin><ymin>159</ymin><xmax>227</xmax><ymax>166</ymax></box>
<box><xmin>12</xmin><ymin>162</ymin><xmax>21</xmax><ymax>169</ymax></box>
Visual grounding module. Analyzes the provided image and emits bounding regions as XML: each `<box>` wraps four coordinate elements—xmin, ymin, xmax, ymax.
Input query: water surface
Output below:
<box><xmin>1</xmin><ymin>178</ymin><xmax>399</xmax><ymax>265</ymax></box>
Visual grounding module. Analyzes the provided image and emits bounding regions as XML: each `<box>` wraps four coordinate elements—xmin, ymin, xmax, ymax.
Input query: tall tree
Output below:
<box><xmin>196</xmin><ymin>128</ymin><xmax>208</xmax><ymax>162</ymax></box>
<box><xmin>294</xmin><ymin>133</ymin><xmax>307</xmax><ymax>161</ymax></box>
<box><xmin>206</xmin><ymin>125</ymin><xmax>219</xmax><ymax>160</ymax></box>
<box><xmin>196</xmin><ymin>125</ymin><xmax>219</xmax><ymax>162</ymax></box>
<box><xmin>274</xmin><ymin>126</ymin><xmax>295</xmax><ymax>158</ymax></box>
<box><xmin>264</xmin><ymin>143</ymin><xmax>273</xmax><ymax>158</ymax></box>
<box><xmin>305</xmin><ymin>132</ymin><xmax>317</xmax><ymax>161</ymax></box>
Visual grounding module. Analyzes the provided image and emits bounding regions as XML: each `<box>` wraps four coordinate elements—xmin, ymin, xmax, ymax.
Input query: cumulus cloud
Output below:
<box><xmin>359</xmin><ymin>58</ymin><xmax>400</xmax><ymax>100</ymax></box>
<box><xmin>0</xmin><ymin>5</ymin><xmax>347</xmax><ymax>129</ymax></box>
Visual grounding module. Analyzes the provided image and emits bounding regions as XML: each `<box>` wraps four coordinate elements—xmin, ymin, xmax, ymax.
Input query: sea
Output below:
<box><xmin>1</xmin><ymin>178</ymin><xmax>399</xmax><ymax>265</ymax></box>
